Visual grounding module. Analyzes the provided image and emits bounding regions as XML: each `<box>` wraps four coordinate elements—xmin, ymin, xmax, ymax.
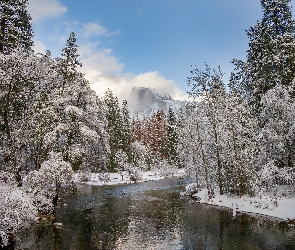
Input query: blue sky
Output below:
<box><xmin>27</xmin><ymin>0</ymin><xmax>295</xmax><ymax>101</ymax></box>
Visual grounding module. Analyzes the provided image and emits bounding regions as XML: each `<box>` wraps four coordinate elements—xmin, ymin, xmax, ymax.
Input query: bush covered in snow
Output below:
<box><xmin>181</xmin><ymin>183</ymin><xmax>200</xmax><ymax>196</ymax></box>
<box><xmin>23</xmin><ymin>152</ymin><xmax>74</xmax><ymax>214</ymax></box>
<box><xmin>129</xmin><ymin>170</ymin><xmax>142</xmax><ymax>182</ymax></box>
<box><xmin>0</xmin><ymin>175</ymin><xmax>37</xmax><ymax>247</ymax></box>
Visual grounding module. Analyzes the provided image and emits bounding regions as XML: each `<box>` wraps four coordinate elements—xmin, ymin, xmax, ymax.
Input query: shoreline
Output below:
<box><xmin>187</xmin><ymin>188</ymin><xmax>295</xmax><ymax>222</ymax></box>
<box><xmin>189</xmin><ymin>198</ymin><xmax>290</xmax><ymax>223</ymax></box>
<box><xmin>74</xmin><ymin>173</ymin><xmax>295</xmax><ymax>223</ymax></box>
<box><xmin>73</xmin><ymin>169</ymin><xmax>186</xmax><ymax>186</ymax></box>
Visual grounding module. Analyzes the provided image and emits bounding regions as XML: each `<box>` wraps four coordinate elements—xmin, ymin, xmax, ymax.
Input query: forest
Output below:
<box><xmin>1</xmin><ymin>0</ymin><xmax>295</xmax><ymax>247</ymax></box>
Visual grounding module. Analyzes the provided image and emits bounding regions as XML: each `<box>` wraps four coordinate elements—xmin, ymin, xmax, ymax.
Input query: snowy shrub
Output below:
<box><xmin>114</xmin><ymin>149</ymin><xmax>129</xmax><ymax>172</ymax></box>
<box><xmin>182</xmin><ymin>183</ymin><xmax>200</xmax><ymax>196</ymax></box>
<box><xmin>73</xmin><ymin>172</ymin><xmax>90</xmax><ymax>182</ymax></box>
<box><xmin>259</xmin><ymin>160</ymin><xmax>294</xmax><ymax>194</ymax></box>
<box><xmin>129</xmin><ymin>171</ymin><xmax>142</xmax><ymax>182</ymax></box>
<box><xmin>0</xmin><ymin>171</ymin><xmax>16</xmax><ymax>186</ymax></box>
<box><xmin>158</xmin><ymin>162</ymin><xmax>179</xmax><ymax>177</ymax></box>
<box><xmin>0</xmin><ymin>185</ymin><xmax>37</xmax><ymax>247</ymax></box>
<box><xmin>23</xmin><ymin>152</ymin><xmax>74</xmax><ymax>214</ymax></box>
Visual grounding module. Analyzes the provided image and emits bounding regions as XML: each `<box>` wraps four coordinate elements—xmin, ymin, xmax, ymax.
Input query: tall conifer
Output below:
<box><xmin>0</xmin><ymin>0</ymin><xmax>33</xmax><ymax>54</ymax></box>
<box><xmin>232</xmin><ymin>0</ymin><xmax>295</xmax><ymax>111</ymax></box>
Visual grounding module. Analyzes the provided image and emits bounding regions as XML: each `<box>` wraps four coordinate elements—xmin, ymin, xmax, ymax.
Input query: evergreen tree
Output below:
<box><xmin>149</xmin><ymin>110</ymin><xmax>167</xmax><ymax>159</ymax></box>
<box><xmin>55</xmin><ymin>32</ymin><xmax>83</xmax><ymax>163</ymax></box>
<box><xmin>0</xmin><ymin>50</ymin><xmax>48</xmax><ymax>176</ymax></box>
<box><xmin>166</xmin><ymin>107</ymin><xmax>178</xmax><ymax>165</ymax></box>
<box><xmin>103</xmin><ymin>89</ymin><xmax>122</xmax><ymax>171</ymax></box>
<box><xmin>232</xmin><ymin>0</ymin><xmax>295</xmax><ymax>111</ymax></box>
<box><xmin>131</xmin><ymin>114</ymin><xmax>142</xmax><ymax>142</ymax></box>
<box><xmin>0</xmin><ymin>0</ymin><xmax>33</xmax><ymax>54</ymax></box>
<box><xmin>121</xmin><ymin>100</ymin><xmax>131</xmax><ymax>155</ymax></box>
<box><xmin>59</xmin><ymin>32</ymin><xmax>82</xmax><ymax>93</ymax></box>
<box><xmin>52</xmin><ymin>33</ymin><xmax>108</xmax><ymax>172</ymax></box>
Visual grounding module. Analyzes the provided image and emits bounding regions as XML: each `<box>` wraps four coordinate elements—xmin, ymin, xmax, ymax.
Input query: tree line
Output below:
<box><xmin>178</xmin><ymin>0</ymin><xmax>295</xmax><ymax>197</ymax></box>
<box><xmin>1</xmin><ymin>0</ymin><xmax>295</xmax><ymax>245</ymax></box>
<box><xmin>0</xmin><ymin>0</ymin><xmax>294</xmax><ymax>215</ymax></box>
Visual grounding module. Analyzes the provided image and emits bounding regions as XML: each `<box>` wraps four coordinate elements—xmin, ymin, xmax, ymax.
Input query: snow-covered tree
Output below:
<box><xmin>51</xmin><ymin>33</ymin><xmax>108</xmax><ymax>172</ymax></box>
<box><xmin>257</xmin><ymin>83</ymin><xmax>295</xmax><ymax>193</ymax></box>
<box><xmin>187</xmin><ymin>64</ymin><xmax>226</xmax><ymax>195</ymax></box>
<box><xmin>120</xmin><ymin>100</ymin><xmax>132</xmax><ymax>161</ymax></box>
<box><xmin>103</xmin><ymin>89</ymin><xmax>123</xmax><ymax>171</ymax></box>
<box><xmin>232</xmin><ymin>0</ymin><xmax>295</xmax><ymax>112</ymax></box>
<box><xmin>222</xmin><ymin>77</ymin><xmax>259</xmax><ymax>195</ymax></box>
<box><xmin>0</xmin><ymin>171</ymin><xmax>37</xmax><ymax>247</ymax></box>
<box><xmin>0</xmin><ymin>0</ymin><xmax>33</xmax><ymax>54</ymax></box>
<box><xmin>23</xmin><ymin>152</ymin><xmax>74</xmax><ymax>213</ymax></box>
<box><xmin>0</xmin><ymin>49</ymin><xmax>53</xmax><ymax>179</ymax></box>
<box><xmin>176</xmin><ymin>104</ymin><xmax>214</xmax><ymax>196</ymax></box>
<box><xmin>166</xmin><ymin>107</ymin><xmax>179</xmax><ymax>165</ymax></box>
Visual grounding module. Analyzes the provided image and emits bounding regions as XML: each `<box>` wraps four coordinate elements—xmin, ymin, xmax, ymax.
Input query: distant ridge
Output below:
<box><xmin>129</xmin><ymin>87</ymin><xmax>185</xmax><ymax>117</ymax></box>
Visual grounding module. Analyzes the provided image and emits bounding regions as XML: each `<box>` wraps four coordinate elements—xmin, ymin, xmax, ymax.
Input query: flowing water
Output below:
<box><xmin>14</xmin><ymin>178</ymin><xmax>295</xmax><ymax>249</ymax></box>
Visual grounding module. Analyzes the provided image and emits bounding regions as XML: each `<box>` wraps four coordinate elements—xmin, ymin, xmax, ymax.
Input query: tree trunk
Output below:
<box><xmin>196</xmin><ymin>121</ymin><xmax>214</xmax><ymax>197</ymax></box>
<box><xmin>213</xmin><ymin>124</ymin><xmax>223</xmax><ymax>195</ymax></box>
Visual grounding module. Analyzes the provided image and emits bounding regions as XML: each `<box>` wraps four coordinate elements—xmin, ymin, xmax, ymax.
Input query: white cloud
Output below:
<box><xmin>83</xmin><ymin>22</ymin><xmax>120</xmax><ymax>38</ymax></box>
<box><xmin>78</xmin><ymin>44</ymin><xmax>188</xmax><ymax>104</ymax></box>
<box><xmin>28</xmin><ymin>0</ymin><xmax>67</xmax><ymax>22</ymax></box>
<box><xmin>84</xmin><ymin>22</ymin><xmax>107</xmax><ymax>37</ymax></box>
<box><xmin>29</xmin><ymin>10</ymin><xmax>186</xmax><ymax>105</ymax></box>
<box><xmin>128</xmin><ymin>72</ymin><xmax>188</xmax><ymax>101</ymax></box>
<box><xmin>32</xmin><ymin>40</ymin><xmax>46</xmax><ymax>54</ymax></box>
<box><xmin>78</xmin><ymin>43</ymin><xmax>124</xmax><ymax>76</ymax></box>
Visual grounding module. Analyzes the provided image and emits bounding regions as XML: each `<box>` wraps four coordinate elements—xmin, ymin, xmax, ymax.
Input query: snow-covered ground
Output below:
<box><xmin>73</xmin><ymin>169</ymin><xmax>186</xmax><ymax>186</ymax></box>
<box><xmin>0</xmin><ymin>184</ymin><xmax>38</xmax><ymax>247</ymax></box>
<box><xmin>183</xmin><ymin>186</ymin><xmax>295</xmax><ymax>221</ymax></box>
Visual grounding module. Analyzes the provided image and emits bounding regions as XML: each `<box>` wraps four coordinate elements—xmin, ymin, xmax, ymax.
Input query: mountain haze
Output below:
<box><xmin>128</xmin><ymin>87</ymin><xmax>184</xmax><ymax>117</ymax></box>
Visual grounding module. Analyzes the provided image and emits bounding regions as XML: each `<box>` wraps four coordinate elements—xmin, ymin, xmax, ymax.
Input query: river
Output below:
<box><xmin>13</xmin><ymin>178</ymin><xmax>295</xmax><ymax>249</ymax></box>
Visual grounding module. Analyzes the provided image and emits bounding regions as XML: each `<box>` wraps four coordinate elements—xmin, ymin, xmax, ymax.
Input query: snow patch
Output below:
<box><xmin>186</xmin><ymin>185</ymin><xmax>295</xmax><ymax>221</ymax></box>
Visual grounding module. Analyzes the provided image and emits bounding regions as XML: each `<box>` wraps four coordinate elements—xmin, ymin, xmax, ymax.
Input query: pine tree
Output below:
<box><xmin>59</xmin><ymin>32</ymin><xmax>82</xmax><ymax>93</ymax></box>
<box><xmin>232</xmin><ymin>0</ymin><xmax>295</xmax><ymax>111</ymax></box>
<box><xmin>121</xmin><ymin>100</ymin><xmax>131</xmax><ymax>154</ymax></box>
<box><xmin>131</xmin><ymin>114</ymin><xmax>142</xmax><ymax>142</ymax></box>
<box><xmin>0</xmin><ymin>0</ymin><xmax>33</xmax><ymax>54</ymax></box>
<box><xmin>120</xmin><ymin>100</ymin><xmax>133</xmax><ymax>167</ymax></box>
<box><xmin>149</xmin><ymin>110</ymin><xmax>167</xmax><ymax>159</ymax></box>
<box><xmin>166</xmin><ymin>107</ymin><xmax>178</xmax><ymax>166</ymax></box>
<box><xmin>55</xmin><ymin>32</ymin><xmax>82</xmax><ymax>163</ymax></box>
<box><xmin>50</xmin><ymin>33</ymin><xmax>108</xmax><ymax>172</ymax></box>
<box><xmin>103</xmin><ymin>89</ymin><xmax>122</xmax><ymax>171</ymax></box>
<box><xmin>0</xmin><ymin>49</ymin><xmax>53</xmax><ymax>181</ymax></box>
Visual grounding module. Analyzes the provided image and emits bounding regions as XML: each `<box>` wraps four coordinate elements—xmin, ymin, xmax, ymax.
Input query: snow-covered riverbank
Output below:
<box><xmin>73</xmin><ymin>169</ymin><xmax>186</xmax><ymax>186</ymax></box>
<box><xmin>74</xmin><ymin>171</ymin><xmax>295</xmax><ymax>222</ymax></box>
<box><xmin>183</xmin><ymin>185</ymin><xmax>295</xmax><ymax>222</ymax></box>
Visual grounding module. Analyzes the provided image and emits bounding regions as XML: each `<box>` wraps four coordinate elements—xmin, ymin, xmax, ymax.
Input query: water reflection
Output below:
<box><xmin>15</xmin><ymin>178</ymin><xmax>295</xmax><ymax>250</ymax></box>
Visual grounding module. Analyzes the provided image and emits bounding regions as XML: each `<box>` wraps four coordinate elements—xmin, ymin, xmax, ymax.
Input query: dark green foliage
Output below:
<box><xmin>0</xmin><ymin>0</ymin><xmax>33</xmax><ymax>54</ymax></box>
<box><xmin>166</xmin><ymin>107</ymin><xmax>179</xmax><ymax>166</ymax></box>
<box><xmin>103</xmin><ymin>90</ymin><xmax>132</xmax><ymax>171</ymax></box>
<box><xmin>232</xmin><ymin>0</ymin><xmax>295</xmax><ymax>112</ymax></box>
<box><xmin>72</xmin><ymin>157</ymin><xmax>82</xmax><ymax>172</ymax></box>
<box><xmin>121</xmin><ymin>100</ymin><xmax>131</xmax><ymax>156</ymax></box>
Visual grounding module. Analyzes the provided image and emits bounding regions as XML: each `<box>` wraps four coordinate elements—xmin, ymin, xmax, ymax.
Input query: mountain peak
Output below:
<box><xmin>130</xmin><ymin>87</ymin><xmax>172</xmax><ymax>101</ymax></box>
<box><xmin>128</xmin><ymin>87</ymin><xmax>183</xmax><ymax>117</ymax></box>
